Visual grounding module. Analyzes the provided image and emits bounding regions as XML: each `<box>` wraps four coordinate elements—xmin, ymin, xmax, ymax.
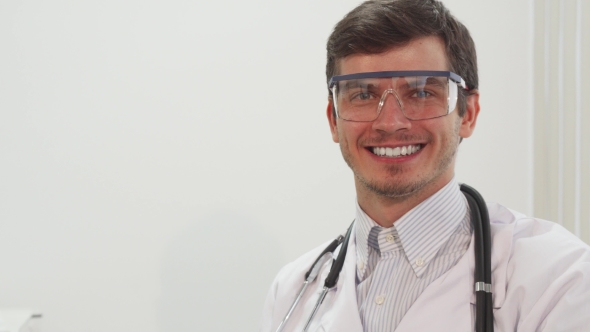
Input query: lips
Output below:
<box><xmin>370</xmin><ymin>144</ymin><xmax>422</xmax><ymax>157</ymax></box>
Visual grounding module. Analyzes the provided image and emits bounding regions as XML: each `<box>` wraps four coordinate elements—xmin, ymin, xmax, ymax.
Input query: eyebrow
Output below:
<box><xmin>396</xmin><ymin>77</ymin><xmax>447</xmax><ymax>89</ymax></box>
<box><xmin>341</xmin><ymin>80</ymin><xmax>381</xmax><ymax>90</ymax></box>
<box><xmin>424</xmin><ymin>77</ymin><xmax>446</xmax><ymax>87</ymax></box>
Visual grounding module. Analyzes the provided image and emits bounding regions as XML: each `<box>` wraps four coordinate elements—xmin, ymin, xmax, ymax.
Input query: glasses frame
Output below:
<box><xmin>329</xmin><ymin>70</ymin><xmax>468</xmax><ymax>122</ymax></box>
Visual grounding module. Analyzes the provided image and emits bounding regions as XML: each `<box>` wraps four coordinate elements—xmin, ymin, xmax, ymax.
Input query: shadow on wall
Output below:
<box><xmin>157</xmin><ymin>211</ymin><xmax>284</xmax><ymax>332</ymax></box>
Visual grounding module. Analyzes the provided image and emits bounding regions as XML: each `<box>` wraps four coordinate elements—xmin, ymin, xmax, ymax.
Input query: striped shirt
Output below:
<box><xmin>355</xmin><ymin>177</ymin><xmax>472</xmax><ymax>331</ymax></box>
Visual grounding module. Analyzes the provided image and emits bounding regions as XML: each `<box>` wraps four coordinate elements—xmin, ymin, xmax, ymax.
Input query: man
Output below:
<box><xmin>261</xmin><ymin>0</ymin><xmax>590</xmax><ymax>331</ymax></box>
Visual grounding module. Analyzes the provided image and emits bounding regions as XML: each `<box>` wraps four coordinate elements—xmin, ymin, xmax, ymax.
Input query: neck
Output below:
<box><xmin>355</xmin><ymin>175</ymin><xmax>454</xmax><ymax>228</ymax></box>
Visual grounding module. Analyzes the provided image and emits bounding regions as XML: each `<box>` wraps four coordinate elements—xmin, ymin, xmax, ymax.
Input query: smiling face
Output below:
<box><xmin>328</xmin><ymin>36</ymin><xmax>479</xmax><ymax>205</ymax></box>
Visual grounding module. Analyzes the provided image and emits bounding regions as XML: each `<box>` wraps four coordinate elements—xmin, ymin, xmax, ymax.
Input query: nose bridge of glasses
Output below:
<box><xmin>377</xmin><ymin>88</ymin><xmax>405</xmax><ymax>117</ymax></box>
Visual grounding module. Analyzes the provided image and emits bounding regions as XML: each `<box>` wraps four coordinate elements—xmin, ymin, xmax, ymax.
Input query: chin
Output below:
<box><xmin>358</xmin><ymin>174</ymin><xmax>427</xmax><ymax>199</ymax></box>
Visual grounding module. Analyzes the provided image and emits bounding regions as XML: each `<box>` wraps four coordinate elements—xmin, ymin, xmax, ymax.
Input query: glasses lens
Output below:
<box><xmin>333</xmin><ymin>76</ymin><xmax>452</xmax><ymax>121</ymax></box>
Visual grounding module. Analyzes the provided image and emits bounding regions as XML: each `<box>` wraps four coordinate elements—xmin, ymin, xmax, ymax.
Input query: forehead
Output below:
<box><xmin>337</xmin><ymin>36</ymin><xmax>449</xmax><ymax>75</ymax></box>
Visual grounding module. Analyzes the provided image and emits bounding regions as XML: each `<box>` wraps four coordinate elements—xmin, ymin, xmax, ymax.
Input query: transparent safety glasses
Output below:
<box><xmin>329</xmin><ymin>71</ymin><xmax>468</xmax><ymax>122</ymax></box>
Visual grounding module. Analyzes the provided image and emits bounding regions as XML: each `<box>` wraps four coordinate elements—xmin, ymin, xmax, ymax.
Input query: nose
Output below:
<box><xmin>371</xmin><ymin>89</ymin><xmax>412</xmax><ymax>133</ymax></box>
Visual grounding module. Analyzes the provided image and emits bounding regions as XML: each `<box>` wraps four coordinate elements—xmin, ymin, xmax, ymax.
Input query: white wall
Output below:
<box><xmin>0</xmin><ymin>1</ymin><xmax>532</xmax><ymax>331</ymax></box>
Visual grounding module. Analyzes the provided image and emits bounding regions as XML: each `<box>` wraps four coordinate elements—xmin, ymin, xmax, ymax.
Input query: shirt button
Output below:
<box><xmin>375</xmin><ymin>295</ymin><xmax>385</xmax><ymax>305</ymax></box>
<box><xmin>385</xmin><ymin>234</ymin><xmax>395</xmax><ymax>242</ymax></box>
<box><xmin>358</xmin><ymin>261</ymin><xmax>365</xmax><ymax>270</ymax></box>
<box><xmin>415</xmin><ymin>257</ymin><xmax>425</xmax><ymax>267</ymax></box>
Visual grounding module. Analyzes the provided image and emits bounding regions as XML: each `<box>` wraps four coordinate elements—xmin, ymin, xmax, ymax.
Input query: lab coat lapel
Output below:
<box><xmin>318</xmin><ymin>229</ymin><xmax>364</xmax><ymax>332</ymax></box>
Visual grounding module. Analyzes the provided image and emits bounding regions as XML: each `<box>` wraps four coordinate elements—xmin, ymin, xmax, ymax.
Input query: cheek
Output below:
<box><xmin>437</xmin><ymin>116</ymin><xmax>462</xmax><ymax>139</ymax></box>
<box><xmin>343</xmin><ymin>122</ymin><xmax>370</xmax><ymax>136</ymax></box>
<box><xmin>441</xmin><ymin>118</ymin><xmax>463</xmax><ymax>148</ymax></box>
<box><xmin>337</xmin><ymin>126</ymin><xmax>352</xmax><ymax>149</ymax></box>
<box><xmin>339</xmin><ymin>126</ymin><xmax>366</xmax><ymax>151</ymax></box>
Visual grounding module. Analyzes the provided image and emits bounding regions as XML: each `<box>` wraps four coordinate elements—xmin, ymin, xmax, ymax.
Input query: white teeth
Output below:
<box><xmin>372</xmin><ymin>145</ymin><xmax>421</xmax><ymax>157</ymax></box>
<box><xmin>385</xmin><ymin>147</ymin><xmax>393</xmax><ymax>157</ymax></box>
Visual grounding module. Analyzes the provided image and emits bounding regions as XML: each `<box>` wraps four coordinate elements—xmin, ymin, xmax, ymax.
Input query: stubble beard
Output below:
<box><xmin>341</xmin><ymin>121</ymin><xmax>461</xmax><ymax>200</ymax></box>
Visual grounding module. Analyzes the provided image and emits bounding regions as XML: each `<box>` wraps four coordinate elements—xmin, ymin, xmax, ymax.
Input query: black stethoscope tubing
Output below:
<box><xmin>461</xmin><ymin>183</ymin><xmax>494</xmax><ymax>332</ymax></box>
<box><xmin>280</xmin><ymin>183</ymin><xmax>493</xmax><ymax>332</ymax></box>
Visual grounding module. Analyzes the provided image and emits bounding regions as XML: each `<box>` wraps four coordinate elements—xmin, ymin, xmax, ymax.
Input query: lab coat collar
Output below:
<box><xmin>353</xmin><ymin>201</ymin><xmax>375</xmax><ymax>280</ymax></box>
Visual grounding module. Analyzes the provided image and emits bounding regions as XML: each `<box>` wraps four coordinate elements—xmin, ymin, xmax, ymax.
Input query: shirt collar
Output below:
<box><xmin>355</xmin><ymin>177</ymin><xmax>468</xmax><ymax>278</ymax></box>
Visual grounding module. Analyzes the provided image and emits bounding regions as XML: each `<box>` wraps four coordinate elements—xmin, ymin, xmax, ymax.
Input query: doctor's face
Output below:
<box><xmin>327</xmin><ymin>36</ymin><xmax>478</xmax><ymax>201</ymax></box>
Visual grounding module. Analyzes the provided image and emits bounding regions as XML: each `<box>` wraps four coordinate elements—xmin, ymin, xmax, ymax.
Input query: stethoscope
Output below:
<box><xmin>276</xmin><ymin>183</ymin><xmax>494</xmax><ymax>332</ymax></box>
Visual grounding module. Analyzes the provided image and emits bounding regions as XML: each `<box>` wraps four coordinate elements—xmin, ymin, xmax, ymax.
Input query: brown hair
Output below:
<box><xmin>326</xmin><ymin>0</ymin><xmax>478</xmax><ymax>116</ymax></box>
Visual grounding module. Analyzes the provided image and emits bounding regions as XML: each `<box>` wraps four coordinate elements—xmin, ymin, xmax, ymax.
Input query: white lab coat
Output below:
<box><xmin>261</xmin><ymin>203</ymin><xmax>590</xmax><ymax>331</ymax></box>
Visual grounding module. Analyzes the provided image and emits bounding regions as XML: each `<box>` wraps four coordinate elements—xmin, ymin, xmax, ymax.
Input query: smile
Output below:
<box><xmin>371</xmin><ymin>144</ymin><xmax>422</xmax><ymax>158</ymax></box>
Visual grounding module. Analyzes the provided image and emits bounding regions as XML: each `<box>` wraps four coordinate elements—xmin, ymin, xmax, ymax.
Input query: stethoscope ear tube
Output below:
<box><xmin>323</xmin><ymin>222</ymin><xmax>354</xmax><ymax>288</ymax></box>
<box><xmin>304</xmin><ymin>235</ymin><xmax>343</xmax><ymax>280</ymax></box>
<box><xmin>460</xmin><ymin>184</ymin><xmax>494</xmax><ymax>332</ymax></box>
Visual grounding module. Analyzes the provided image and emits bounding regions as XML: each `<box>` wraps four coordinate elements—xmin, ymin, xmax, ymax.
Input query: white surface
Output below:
<box><xmin>0</xmin><ymin>310</ymin><xmax>40</xmax><ymax>332</ymax></box>
<box><xmin>0</xmin><ymin>1</ymin><xmax>533</xmax><ymax>331</ymax></box>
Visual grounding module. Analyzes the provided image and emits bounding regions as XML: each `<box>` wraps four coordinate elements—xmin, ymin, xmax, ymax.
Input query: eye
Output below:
<box><xmin>413</xmin><ymin>90</ymin><xmax>432</xmax><ymax>98</ymax></box>
<box><xmin>352</xmin><ymin>92</ymin><xmax>374</xmax><ymax>100</ymax></box>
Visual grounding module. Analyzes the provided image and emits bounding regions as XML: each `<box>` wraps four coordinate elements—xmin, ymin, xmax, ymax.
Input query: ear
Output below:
<box><xmin>458</xmin><ymin>91</ymin><xmax>480</xmax><ymax>138</ymax></box>
<box><xmin>327</xmin><ymin>100</ymin><xmax>339</xmax><ymax>142</ymax></box>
